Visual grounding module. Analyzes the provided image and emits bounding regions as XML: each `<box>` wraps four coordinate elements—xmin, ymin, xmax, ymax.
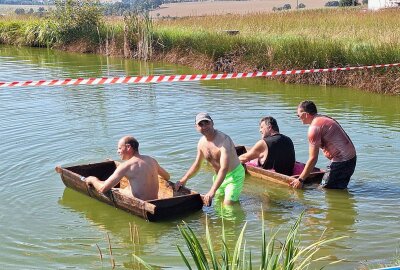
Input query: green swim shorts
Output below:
<box><xmin>213</xmin><ymin>164</ymin><xmax>245</xmax><ymax>202</ymax></box>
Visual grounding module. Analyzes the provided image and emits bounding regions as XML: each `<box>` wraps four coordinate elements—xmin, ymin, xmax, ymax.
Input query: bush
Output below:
<box><xmin>15</xmin><ymin>8</ymin><xmax>25</xmax><ymax>15</ymax></box>
<box><xmin>340</xmin><ymin>0</ymin><xmax>359</xmax><ymax>6</ymax></box>
<box><xmin>325</xmin><ymin>1</ymin><xmax>340</xmax><ymax>6</ymax></box>
<box><xmin>298</xmin><ymin>3</ymin><xmax>306</xmax><ymax>8</ymax></box>
<box><xmin>283</xmin><ymin>3</ymin><xmax>292</xmax><ymax>9</ymax></box>
<box><xmin>51</xmin><ymin>0</ymin><xmax>104</xmax><ymax>44</ymax></box>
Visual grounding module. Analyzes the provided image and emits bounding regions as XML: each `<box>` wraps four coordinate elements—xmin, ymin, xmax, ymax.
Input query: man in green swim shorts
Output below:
<box><xmin>175</xmin><ymin>112</ymin><xmax>245</xmax><ymax>206</ymax></box>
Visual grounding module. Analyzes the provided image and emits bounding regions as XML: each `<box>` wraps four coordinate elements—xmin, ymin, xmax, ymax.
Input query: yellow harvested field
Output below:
<box><xmin>150</xmin><ymin>0</ymin><xmax>328</xmax><ymax>17</ymax></box>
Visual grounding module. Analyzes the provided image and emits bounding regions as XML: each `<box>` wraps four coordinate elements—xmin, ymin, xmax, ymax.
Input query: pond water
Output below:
<box><xmin>0</xmin><ymin>45</ymin><xmax>399</xmax><ymax>269</ymax></box>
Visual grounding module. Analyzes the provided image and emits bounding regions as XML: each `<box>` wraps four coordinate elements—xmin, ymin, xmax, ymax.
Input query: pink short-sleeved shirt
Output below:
<box><xmin>308</xmin><ymin>116</ymin><xmax>356</xmax><ymax>162</ymax></box>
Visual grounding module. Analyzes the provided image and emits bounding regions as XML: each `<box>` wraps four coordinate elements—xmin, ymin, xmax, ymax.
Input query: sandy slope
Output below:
<box><xmin>150</xmin><ymin>0</ymin><xmax>328</xmax><ymax>18</ymax></box>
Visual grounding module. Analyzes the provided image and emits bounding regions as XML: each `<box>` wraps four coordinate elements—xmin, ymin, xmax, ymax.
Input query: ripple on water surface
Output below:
<box><xmin>1</xmin><ymin>47</ymin><xmax>400</xmax><ymax>270</ymax></box>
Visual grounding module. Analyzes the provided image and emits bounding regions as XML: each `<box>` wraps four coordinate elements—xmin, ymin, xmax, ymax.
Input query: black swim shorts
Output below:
<box><xmin>322</xmin><ymin>155</ymin><xmax>357</xmax><ymax>189</ymax></box>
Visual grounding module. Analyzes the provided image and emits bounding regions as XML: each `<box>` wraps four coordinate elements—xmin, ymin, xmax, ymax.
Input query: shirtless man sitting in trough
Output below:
<box><xmin>86</xmin><ymin>136</ymin><xmax>170</xmax><ymax>201</ymax></box>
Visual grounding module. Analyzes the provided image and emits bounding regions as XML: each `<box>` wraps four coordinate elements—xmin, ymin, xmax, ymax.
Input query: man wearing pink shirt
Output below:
<box><xmin>290</xmin><ymin>100</ymin><xmax>356</xmax><ymax>189</ymax></box>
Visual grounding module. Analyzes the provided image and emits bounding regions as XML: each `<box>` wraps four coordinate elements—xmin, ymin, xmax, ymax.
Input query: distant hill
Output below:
<box><xmin>0</xmin><ymin>0</ymin><xmax>118</xmax><ymax>4</ymax></box>
<box><xmin>149</xmin><ymin>0</ymin><xmax>329</xmax><ymax>18</ymax></box>
<box><xmin>1</xmin><ymin>0</ymin><xmax>330</xmax><ymax>17</ymax></box>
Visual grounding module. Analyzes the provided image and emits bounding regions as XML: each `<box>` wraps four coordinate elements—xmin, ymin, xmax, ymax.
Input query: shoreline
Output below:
<box><xmin>1</xmin><ymin>7</ymin><xmax>399</xmax><ymax>95</ymax></box>
<box><xmin>149</xmin><ymin>49</ymin><xmax>400</xmax><ymax>95</ymax></box>
<box><xmin>1</xmin><ymin>40</ymin><xmax>394</xmax><ymax>95</ymax></box>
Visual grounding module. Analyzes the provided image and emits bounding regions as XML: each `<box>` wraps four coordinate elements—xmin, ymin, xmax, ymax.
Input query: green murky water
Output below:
<box><xmin>0</xmin><ymin>45</ymin><xmax>399</xmax><ymax>269</ymax></box>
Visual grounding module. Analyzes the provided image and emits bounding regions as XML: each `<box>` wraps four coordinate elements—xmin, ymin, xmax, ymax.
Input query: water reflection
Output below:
<box><xmin>59</xmin><ymin>188</ymin><xmax>164</xmax><ymax>240</ymax></box>
<box><xmin>248</xmin><ymin>180</ymin><xmax>308</xmax><ymax>229</ymax></box>
<box><xmin>59</xmin><ymin>187</ymin><xmax>207</xmax><ymax>269</ymax></box>
<box><xmin>324</xmin><ymin>189</ymin><xmax>357</xmax><ymax>234</ymax></box>
<box><xmin>301</xmin><ymin>189</ymin><xmax>358</xmax><ymax>269</ymax></box>
<box><xmin>212</xmin><ymin>197</ymin><xmax>247</xmax><ymax>223</ymax></box>
<box><xmin>303</xmin><ymin>189</ymin><xmax>357</xmax><ymax>233</ymax></box>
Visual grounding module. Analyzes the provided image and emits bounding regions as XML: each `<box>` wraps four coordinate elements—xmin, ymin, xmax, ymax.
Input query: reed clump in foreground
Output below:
<box><xmin>133</xmin><ymin>212</ymin><xmax>346</xmax><ymax>270</ymax></box>
<box><xmin>0</xmin><ymin>5</ymin><xmax>399</xmax><ymax>94</ymax></box>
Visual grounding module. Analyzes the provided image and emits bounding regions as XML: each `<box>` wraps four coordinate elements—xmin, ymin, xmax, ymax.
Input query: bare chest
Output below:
<box><xmin>202</xmin><ymin>144</ymin><xmax>220</xmax><ymax>162</ymax></box>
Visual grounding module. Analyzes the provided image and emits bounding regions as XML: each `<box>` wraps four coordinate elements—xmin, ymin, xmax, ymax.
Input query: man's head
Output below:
<box><xmin>259</xmin><ymin>116</ymin><xmax>279</xmax><ymax>137</ymax></box>
<box><xmin>195</xmin><ymin>112</ymin><xmax>214</xmax><ymax>135</ymax></box>
<box><xmin>117</xmin><ymin>136</ymin><xmax>139</xmax><ymax>160</ymax></box>
<box><xmin>297</xmin><ymin>100</ymin><xmax>317</xmax><ymax>124</ymax></box>
<box><xmin>195</xmin><ymin>112</ymin><xmax>212</xmax><ymax>125</ymax></box>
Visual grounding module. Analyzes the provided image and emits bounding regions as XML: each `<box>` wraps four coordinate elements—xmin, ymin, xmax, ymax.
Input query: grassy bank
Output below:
<box><xmin>154</xmin><ymin>8</ymin><xmax>400</xmax><ymax>68</ymax></box>
<box><xmin>1</xmin><ymin>7</ymin><xmax>399</xmax><ymax>94</ymax></box>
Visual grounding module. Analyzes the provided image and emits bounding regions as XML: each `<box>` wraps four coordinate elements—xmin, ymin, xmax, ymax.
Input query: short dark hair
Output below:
<box><xmin>124</xmin><ymin>136</ymin><xmax>139</xmax><ymax>152</ymax></box>
<box><xmin>260</xmin><ymin>116</ymin><xmax>279</xmax><ymax>132</ymax></box>
<box><xmin>299</xmin><ymin>100</ymin><xmax>318</xmax><ymax>115</ymax></box>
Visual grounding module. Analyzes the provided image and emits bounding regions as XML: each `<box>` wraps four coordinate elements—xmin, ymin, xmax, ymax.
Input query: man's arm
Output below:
<box><xmin>86</xmin><ymin>164</ymin><xmax>127</xmax><ymax>193</ymax></box>
<box><xmin>239</xmin><ymin>140</ymin><xmax>266</xmax><ymax>163</ymax></box>
<box><xmin>175</xmin><ymin>144</ymin><xmax>204</xmax><ymax>190</ymax></box>
<box><xmin>155</xmin><ymin>159</ymin><xmax>170</xmax><ymax>181</ymax></box>
<box><xmin>203</xmin><ymin>143</ymin><xmax>230</xmax><ymax>206</ymax></box>
<box><xmin>290</xmin><ymin>144</ymin><xmax>319</xmax><ymax>189</ymax></box>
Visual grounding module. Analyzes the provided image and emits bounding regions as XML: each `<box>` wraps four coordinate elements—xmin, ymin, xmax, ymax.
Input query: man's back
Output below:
<box><xmin>261</xmin><ymin>134</ymin><xmax>295</xmax><ymax>175</ymax></box>
<box><xmin>123</xmin><ymin>155</ymin><xmax>159</xmax><ymax>200</ymax></box>
<box><xmin>86</xmin><ymin>135</ymin><xmax>169</xmax><ymax>200</ymax></box>
<box><xmin>309</xmin><ymin>116</ymin><xmax>356</xmax><ymax>162</ymax></box>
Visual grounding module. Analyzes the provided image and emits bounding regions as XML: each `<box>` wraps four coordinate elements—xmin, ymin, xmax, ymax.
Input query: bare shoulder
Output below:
<box><xmin>197</xmin><ymin>136</ymin><xmax>207</xmax><ymax>148</ymax></box>
<box><xmin>216</xmin><ymin>130</ymin><xmax>228</xmax><ymax>137</ymax></box>
<box><xmin>140</xmin><ymin>154</ymin><xmax>157</xmax><ymax>164</ymax></box>
<box><xmin>217</xmin><ymin>131</ymin><xmax>234</xmax><ymax>147</ymax></box>
<box><xmin>253</xmin><ymin>139</ymin><xmax>267</xmax><ymax>152</ymax></box>
<box><xmin>256</xmin><ymin>139</ymin><xmax>267</xmax><ymax>147</ymax></box>
<box><xmin>116</xmin><ymin>160</ymin><xmax>131</xmax><ymax>172</ymax></box>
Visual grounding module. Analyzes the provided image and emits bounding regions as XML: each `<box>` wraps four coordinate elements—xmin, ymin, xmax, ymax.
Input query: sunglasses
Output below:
<box><xmin>297</xmin><ymin>112</ymin><xmax>306</xmax><ymax>118</ymax></box>
<box><xmin>198</xmin><ymin>120</ymin><xmax>211</xmax><ymax>127</ymax></box>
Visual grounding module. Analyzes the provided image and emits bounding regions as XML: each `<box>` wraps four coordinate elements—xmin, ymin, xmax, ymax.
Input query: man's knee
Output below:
<box><xmin>223</xmin><ymin>199</ymin><xmax>235</xmax><ymax>206</ymax></box>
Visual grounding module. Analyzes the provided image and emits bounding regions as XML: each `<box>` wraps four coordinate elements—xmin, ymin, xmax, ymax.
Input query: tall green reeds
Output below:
<box><xmin>124</xmin><ymin>11</ymin><xmax>153</xmax><ymax>60</ymax></box>
<box><xmin>22</xmin><ymin>20</ymin><xmax>59</xmax><ymax>47</ymax></box>
<box><xmin>0</xmin><ymin>18</ymin><xmax>58</xmax><ymax>47</ymax></box>
<box><xmin>133</xmin><ymin>212</ymin><xmax>346</xmax><ymax>269</ymax></box>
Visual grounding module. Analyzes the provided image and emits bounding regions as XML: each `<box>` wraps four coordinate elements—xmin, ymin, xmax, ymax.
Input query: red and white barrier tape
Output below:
<box><xmin>0</xmin><ymin>63</ymin><xmax>399</xmax><ymax>88</ymax></box>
